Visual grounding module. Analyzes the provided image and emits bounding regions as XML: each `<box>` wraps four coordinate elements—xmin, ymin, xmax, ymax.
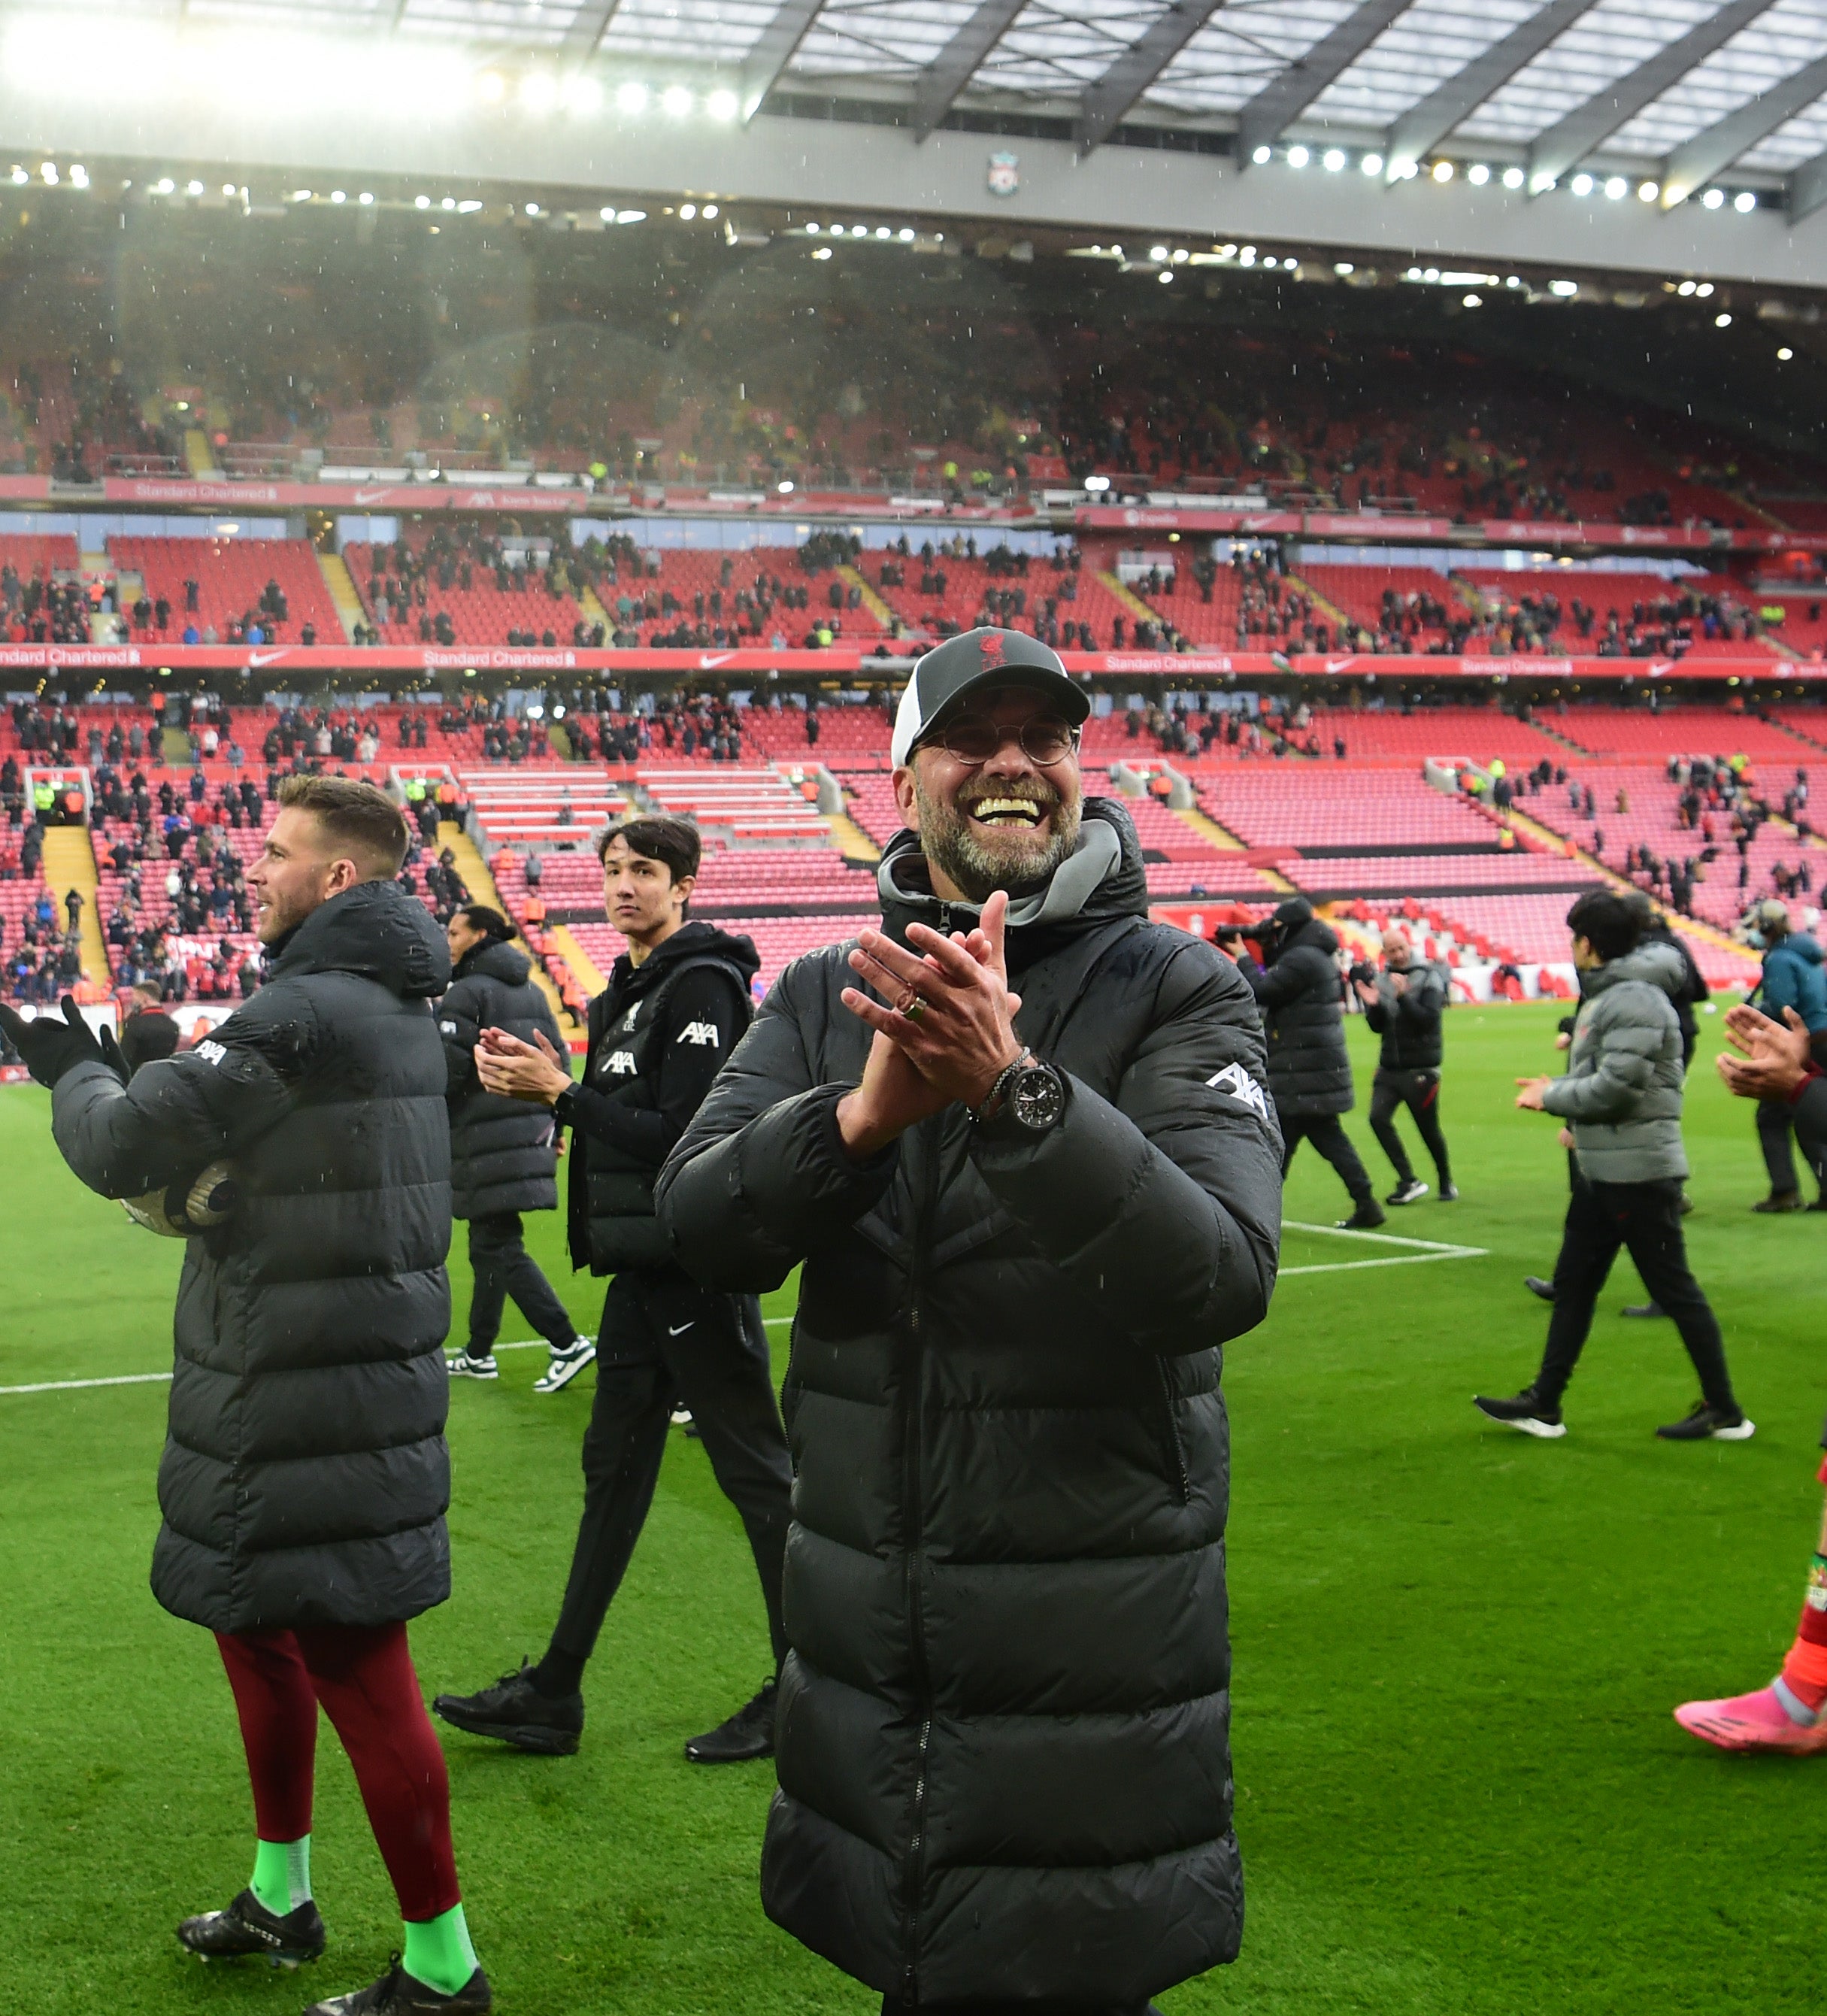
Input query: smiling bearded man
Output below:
<box><xmin>656</xmin><ymin>627</ymin><xmax>1283</xmax><ymax>2016</ymax></box>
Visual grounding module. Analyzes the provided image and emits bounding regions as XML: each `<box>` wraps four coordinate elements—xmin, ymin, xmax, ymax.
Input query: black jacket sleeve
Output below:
<box><xmin>656</xmin><ymin>953</ymin><xmax>898</xmax><ymax>1291</ymax></box>
<box><xmin>438</xmin><ymin>972</ymin><xmax>488</xmax><ymax>1097</ymax></box>
<box><xmin>1244</xmin><ymin>943</ymin><xmax>1323</xmax><ymax>1013</ymax></box>
<box><xmin>968</xmin><ymin>940</ymin><xmax>1281</xmax><ymax>1353</ymax></box>
<box><xmin>1795</xmin><ymin>1075</ymin><xmax>1827</xmax><ymax>1173</ymax></box>
<box><xmin>50</xmin><ymin>999</ymin><xmax>316</xmax><ymax>1199</ymax></box>
<box><xmin>568</xmin><ymin>967</ymin><xmax>750</xmax><ymax>1172</ymax></box>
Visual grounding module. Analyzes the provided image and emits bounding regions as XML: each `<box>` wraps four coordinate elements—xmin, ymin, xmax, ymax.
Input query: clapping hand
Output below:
<box><xmin>1515</xmin><ymin>1075</ymin><xmax>1553</xmax><ymax>1111</ymax></box>
<box><xmin>1717</xmin><ymin>1003</ymin><xmax>1813</xmax><ymax>1102</ymax></box>
<box><xmin>836</xmin><ymin>893</ymin><xmax>1023</xmax><ymax>1157</ymax></box>
<box><xmin>475</xmin><ymin>1025</ymin><xmax>573</xmax><ymax>1105</ymax></box>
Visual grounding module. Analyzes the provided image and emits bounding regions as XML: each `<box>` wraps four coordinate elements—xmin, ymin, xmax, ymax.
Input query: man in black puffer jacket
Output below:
<box><xmin>0</xmin><ymin>775</ymin><xmax>492</xmax><ymax>2016</ymax></box>
<box><xmin>1353</xmin><ymin>929</ymin><xmax>1455</xmax><ymax>1207</ymax></box>
<box><xmin>439</xmin><ymin>902</ymin><xmax>589</xmax><ymax>1381</ymax></box>
<box><xmin>657</xmin><ymin>629</ymin><xmax>1282</xmax><ymax>2016</ymax></box>
<box><xmin>1235</xmin><ymin>896</ymin><xmax>1383</xmax><ymax>1228</ymax></box>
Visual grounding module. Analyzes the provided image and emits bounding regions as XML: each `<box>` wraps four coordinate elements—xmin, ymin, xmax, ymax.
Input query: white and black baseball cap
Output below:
<box><xmin>891</xmin><ymin>626</ymin><xmax>1090</xmax><ymax>768</ymax></box>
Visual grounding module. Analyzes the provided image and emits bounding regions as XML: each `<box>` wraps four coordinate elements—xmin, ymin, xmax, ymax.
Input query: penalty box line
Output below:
<box><xmin>1280</xmin><ymin>1219</ymin><xmax>1487</xmax><ymax>1278</ymax></box>
<box><xmin>0</xmin><ymin>1318</ymin><xmax>799</xmax><ymax>1397</ymax></box>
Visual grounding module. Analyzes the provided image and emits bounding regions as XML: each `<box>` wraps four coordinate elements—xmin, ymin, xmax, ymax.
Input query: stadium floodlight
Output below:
<box><xmin>1171</xmin><ymin>248</ymin><xmax>1189</xmax><ymax>263</ymax></box>
<box><xmin>1715</xmin><ymin>312</ymin><xmax>1732</xmax><ymax>326</ymax></box>
<box><xmin>156</xmin><ymin>177</ymin><xmax>176</xmax><ymax>194</ymax></box>
<box><xmin>1503</xmin><ymin>166</ymin><xmax>1525</xmax><ymax>189</ymax></box>
<box><xmin>359</xmin><ymin>191</ymin><xmax>374</xmax><ymax>205</ymax></box>
<box><xmin>1432</xmin><ymin>160</ymin><xmax>1453</xmax><ymax>182</ymax></box>
<box><xmin>1462</xmin><ymin>293</ymin><xmax>1481</xmax><ymax>307</ymax></box>
<box><xmin>1604</xmin><ymin>176</ymin><xmax>1626</xmax><ymax>199</ymax></box>
<box><xmin>703</xmin><ymin>204</ymin><xmax>720</xmax><ymax>219</ymax></box>
<box><xmin>1780</xmin><ymin>346</ymin><xmax>1794</xmax><ymax>359</ymax></box>
<box><xmin>897</xmin><ymin>226</ymin><xmax>913</xmax><ymax>241</ymax></box>
<box><xmin>1286</xmin><ymin>146</ymin><xmax>1309</xmax><ymax>168</ymax></box>
<box><xmin>1549</xmin><ymin>278</ymin><xmax>1577</xmax><ymax>296</ymax></box>
<box><xmin>222</xmin><ymin>181</ymin><xmax>236</xmax><ymax>196</ymax></box>
<box><xmin>1389</xmin><ymin>158</ymin><xmax>1416</xmax><ymax>180</ymax></box>
<box><xmin>39</xmin><ymin>162</ymin><xmax>57</xmax><ymax>185</ymax></box>
<box><xmin>875</xmin><ymin>225</ymin><xmax>890</xmax><ymax>238</ymax></box>
<box><xmin>1251</xmin><ymin>144</ymin><xmax>1272</xmax><ymax>165</ymax></box>
<box><xmin>680</xmin><ymin>203</ymin><xmax>697</xmax><ymax>219</ymax></box>
<box><xmin>8</xmin><ymin>166</ymin><xmax>24</xmax><ymax>186</ymax></box>
<box><xmin>1159</xmin><ymin>271</ymin><xmax>1174</xmax><ymax>283</ymax></box>
<box><xmin>1423</xmin><ymin>266</ymin><xmax>1439</xmax><ymax>280</ymax></box>
<box><xmin>525</xmin><ymin>202</ymin><xmax>541</xmax><ymax>214</ymax></box>
<box><xmin>1734</xmin><ymin>190</ymin><xmax>1756</xmax><ymax>212</ymax></box>
<box><xmin>1149</xmin><ymin>244</ymin><xmax>1168</xmax><ymax>262</ymax></box>
<box><xmin>1701</xmin><ymin>187</ymin><xmax>1724</xmax><ymax>208</ymax></box>
<box><xmin>850</xmin><ymin>223</ymin><xmax>868</xmax><ymax>237</ymax></box>
<box><xmin>186</xmin><ymin>178</ymin><xmax>203</xmax><ymax>196</ymax></box>
<box><xmin>707</xmin><ymin>89</ymin><xmax>738</xmax><ymax>120</ymax></box>
<box><xmin>1677</xmin><ymin>279</ymin><xmax>1696</xmax><ymax>295</ymax></box>
<box><xmin>662</xmin><ymin>86</ymin><xmax>692</xmax><ymax>117</ymax></box>
<box><xmin>617</xmin><ymin>208</ymin><xmax>646</xmax><ymax>223</ymax></box>
<box><xmin>1638</xmin><ymin>180</ymin><xmax>1659</xmax><ymax>202</ymax></box>
<box><xmin>812</xmin><ymin>245</ymin><xmax>832</xmax><ymax>259</ymax></box>
<box><xmin>330</xmin><ymin>189</ymin><xmax>347</xmax><ymax>204</ymax></box>
<box><xmin>1323</xmin><ymin>149</ymin><xmax>1345</xmax><ymax>171</ymax></box>
<box><xmin>1084</xmin><ymin>475</ymin><xmax>1111</xmax><ymax>493</ymax></box>
<box><xmin>806</xmin><ymin>221</ymin><xmax>820</xmax><ymax>232</ymax></box>
<box><xmin>415</xmin><ymin>194</ymin><xmax>431</xmax><ymax>209</ymax></box>
<box><xmin>617</xmin><ymin>82</ymin><xmax>648</xmax><ymax>114</ymax></box>
<box><xmin>441</xmin><ymin>196</ymin><xmax>456</xmax><ymax>211</ymax></box>
<box><xmin>1335</xmin><ymin>261</ymin><xmax>1354</xmax><ymax>275</ymax></box>
<box><xmin>292</xmin><ymin>188</ymin><xmax>313</xmax><ymax>202</ymax></box>
<box><xmin>1362</xmin><ymin>153</ymin><xmax>1383</xmax><ymax>176</ymax></box>
<box><xmin>1468</xmin><ymin>163</ymin><xmax>1489</xmax><ymax>185</ymax></box>
<box><xmin>457</xmin><ymin>199</ymin><xmax>483</xmax><ymax>214</ymax></box>
<box><xmin>777</xmin><ymin>480</ymin><xmax>795</xmax><ymax>493</ymax></box>
<box><xmin>1262</xmin><ymin>255</ymin><xmax>1278</xmax><ymax>268</ymax></box>
<box><xmin>68</xmin><ymin>163</ymin><xmax>88</xmax><ymax>189</ymax></box>
<box><xmin>1695</xmin><ymin>280</ymin><xmax>1713</xmax><ymax>296</ymax></box>
<box><xmin>1570</xmin><ymin>173</ymin><xmax>1593</xmax><ymax>196</ymax></box>
<box><xmin>520</xmin><ymin>74</ymin><xmax>559</xmax><ymax>114</ymax></box>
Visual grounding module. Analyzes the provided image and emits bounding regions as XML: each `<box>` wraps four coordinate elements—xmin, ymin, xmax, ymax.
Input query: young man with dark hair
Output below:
<box><xmin>1474</xmin><ymin>890</ymin><xmax>1750</xmax><ymax>1445</ymax></box>
<box><xmin>433</xmin><ymin>814</ymin><xmax>793</xmax><ymax>1763</ymax></box>
<box><xmin>0</xmin><ymin>775</ymin><xmax>491</xmax><ymax>2015</ymax></box>
<box><xmin>440</xmin><ymin>902</ymin><xmax>590</xmax><ymax>1382</ymax></box>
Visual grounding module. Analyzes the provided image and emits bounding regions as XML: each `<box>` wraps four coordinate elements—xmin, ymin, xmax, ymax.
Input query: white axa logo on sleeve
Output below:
<box><xmin>1206</xmin><ymin>1061</ymin><xmax>1269</xmax><ymax>1121</ymax></box>
<box><xmin>438</xmin><ymin>1020</ymin><xmax>458</xmax><ymax>1036</ymax></box>
<box><xmin>677</xmin><ymin>1020</ymin><xmax>721</xmax><ymax>1047</ymax></box>
<box><xmin>195</xmin><ymin>1038</ymin><xmax>228</xmax><ymax>1066</ymax></box>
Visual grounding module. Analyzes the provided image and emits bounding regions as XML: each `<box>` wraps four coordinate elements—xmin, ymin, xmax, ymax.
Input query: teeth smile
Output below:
<box><xmin>971</xmin><ymin>799</ymin><xmax>1044</xmax><ymax>826</ymax></box>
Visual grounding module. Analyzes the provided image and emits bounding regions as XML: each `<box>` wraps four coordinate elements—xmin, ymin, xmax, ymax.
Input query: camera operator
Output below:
<box><xmin>1353</xmin><ymin>929</ymin><xmax>1454</xmax><ymax>1207</ymax></box>
<box><xmin>1234</xmin><ymin>895</ymin><xmax>1383</xmax><ymax>1229</ymax></box>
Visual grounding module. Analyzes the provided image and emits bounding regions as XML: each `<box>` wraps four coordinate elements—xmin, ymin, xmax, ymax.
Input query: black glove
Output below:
<box><xmin>0</xmin><ymin>996</ymin><xmax>110</xmax><ymax>1089</ymax></box>
<box><xmin>98</xmin><ymin>1021</ymin><xmax>132</xmax><ymax>1086</ymax></box>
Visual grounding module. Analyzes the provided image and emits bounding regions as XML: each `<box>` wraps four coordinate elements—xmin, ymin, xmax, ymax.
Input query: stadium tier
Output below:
<box><xmin>111</xmin><ymin>537</ymin><xmax>344</xmax><ymax>646</ymax></box>
<box><xmin>1196</xmin><ymin>770</ymin><xmax>1504</xmax><ymax>850</ymax></box>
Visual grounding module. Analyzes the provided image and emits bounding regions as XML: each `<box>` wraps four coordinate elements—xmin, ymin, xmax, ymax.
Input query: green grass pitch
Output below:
<box><xmin>5</xmin><ymin>996</ymin><xmax>1826</xmax><ymax>2014</ymax></box>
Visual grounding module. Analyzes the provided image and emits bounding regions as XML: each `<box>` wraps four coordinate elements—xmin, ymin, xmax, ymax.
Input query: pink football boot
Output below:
<box><xmin>1674</xmin><ymin>1683</ymin><xmax>1827</xmax><ymax>1754</ymax></box>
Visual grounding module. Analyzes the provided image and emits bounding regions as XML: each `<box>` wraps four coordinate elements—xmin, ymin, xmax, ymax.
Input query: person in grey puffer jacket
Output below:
<box><xmin>1474</xmin><ymin>890</ymin><xmax>1750</xmax><ymax>1444</ymax></box>
<box><xmin>439</xmin><ymin>904</ymin><xmax>589</xmax><ymax>1379</ymax></box>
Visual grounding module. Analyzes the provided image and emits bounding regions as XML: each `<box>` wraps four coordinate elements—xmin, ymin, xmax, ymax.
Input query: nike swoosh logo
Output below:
<box><xmin>353</xmin><ymin>487</ymin><xmax>391</xmax><ymax>504</ymax></box>
<box><xmin>247</xmin><ymin>649</ymin><xmax>286</xmax><ymax>667</ymax></box>
<box><xmin>697</xmin><ymin>653</ymin><xmax>734</xmax><ymax>669</ymax></box>
<box><xmin>668</xmin><ymin>1322</ymin><xmax>694</xmax><ymax>1335</ymax></box>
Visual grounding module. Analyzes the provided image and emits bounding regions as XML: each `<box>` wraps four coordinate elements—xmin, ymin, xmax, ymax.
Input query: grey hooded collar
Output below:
<box><xmin>876</xmin><ymin>814</ymin><xmax>1124</xmax><ymax>932</ymax></box>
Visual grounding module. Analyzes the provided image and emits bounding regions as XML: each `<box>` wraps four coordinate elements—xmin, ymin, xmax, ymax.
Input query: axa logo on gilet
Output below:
<box><xmin>677</xmin><ymin>1021</ymin><xmax>721</xmax><ymax>1047</ymax></box>
<box><xmin>600</xmin><ymin>1049</ymin><xmax>638</xmax><ymax>1076</ymax></box>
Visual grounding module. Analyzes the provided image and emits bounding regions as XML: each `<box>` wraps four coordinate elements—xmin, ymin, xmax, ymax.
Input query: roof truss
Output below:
<box><xmin>912</xmin><ymin>0</ymin><xmax>1030</xmax><ymax>140</ymax></box>
<box><xmin>1662</xmin><ymin>47</ymin><xmax>1827</xmax><ymax>207</ymax></box>
<box><xmin>1235</xmin><ymin>0</ymin><xmax>1416</xmax><ymax>166</ymax></box>
<box><xmin>1073</xmin><ymin>0</ymin><xmax>1230</xmax><ymax>157</ymax></box>
<box><xmin>741</xmin><ymin>0</ymin><xmax>828</xmax><ymax>120</ymax></box>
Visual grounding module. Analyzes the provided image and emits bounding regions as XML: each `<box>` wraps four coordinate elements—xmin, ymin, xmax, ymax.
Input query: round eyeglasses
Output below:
<box><xmin>932</xmin><ymin>715</ymin><xmax>1080</xmax><ymax>767</ymax></box>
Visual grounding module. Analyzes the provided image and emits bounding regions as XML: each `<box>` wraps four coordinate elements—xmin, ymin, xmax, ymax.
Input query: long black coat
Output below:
<box><xmin>441</xmin><ymin>937</ymin><xmax>562</xmax><ymax>1219</ymax></box>
<box><xmin>52</xmin><ymin>881</ymin><xmax>454</xmax><ymax>1634</ymax></box>
<box><xmin>658</xmin><ymin>801</ymin><xmax>1282</xmax><ymax>2007</ymax></box>
<box><xmin>1244</xmin><ymin>917</ymin><xmax>1355</xmax><ymax>1116</ymax></box>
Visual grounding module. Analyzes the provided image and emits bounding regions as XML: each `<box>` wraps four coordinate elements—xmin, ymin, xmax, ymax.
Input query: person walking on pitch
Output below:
<box><xmin>0</xmin><ymin>775</ymin><xmax>489</xmax><ymax>2016</ymax></box>
<box><xmin>438</xmin><ymin>902</ymin><xmax>590</xmax><ymax>1382</ymax></box>
<box><xmin>433</xmin><ymin>816</ymin><xmax>792</xmax><ymax>1765</ymax></box>
<box><xmin>1355</xmin><ymin>929</ymin><xmax>1455</xmax><ymax>1206</ymax></box>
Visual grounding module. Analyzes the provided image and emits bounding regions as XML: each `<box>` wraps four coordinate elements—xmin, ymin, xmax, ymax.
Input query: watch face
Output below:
<box><xmin>1010</xmin><ymin>1065</ymin><xmax>1065</xmax><ymax>1130</ymax></box>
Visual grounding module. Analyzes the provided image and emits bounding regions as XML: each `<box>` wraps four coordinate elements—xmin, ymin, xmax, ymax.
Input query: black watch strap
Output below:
<box><xmin>552</xmin><ymin>1084</ymin><xmax>577</xmax><ymax>1126</ymax></box>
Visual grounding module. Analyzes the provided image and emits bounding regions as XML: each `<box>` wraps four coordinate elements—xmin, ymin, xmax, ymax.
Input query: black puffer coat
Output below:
<box><xmin>441</xmin><ymin>937</ymin><xmax>562</xmax><ymax>1219</ymax></box>
<box><xmin>1244</xmin><ymin>917</ymin><xmax>1354</xmax><ymax>1116</ymax></box>
<box><xmin>1364</xmin><ymin>960</ymin><xmax>1447</xmax><ymax>1072</ymax></box>
<box><xmin>658</xmin><ymin>800</ymin><xmax>1282</xmax><ymax>2008</ymax></box>
<box><xmin>52</xmin><ymin>881</ymin><xmax>453</xmax><ymax>1634</ymax></box>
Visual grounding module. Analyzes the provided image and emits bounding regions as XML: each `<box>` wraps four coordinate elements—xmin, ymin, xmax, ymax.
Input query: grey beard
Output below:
<box><xmin>912</xmin><ymin>774</ymin><xmax>1082</xmax><ymax>904</ymax></box>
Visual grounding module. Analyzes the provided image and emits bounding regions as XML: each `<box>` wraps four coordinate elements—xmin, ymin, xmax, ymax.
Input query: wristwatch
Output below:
<box><xmin>970</xmin><ymin>1048</ymin><xmax>1066</xmax><ymax>1132</ymax></box>
<box><xmin>552</xmin><ymin>1084</ymin><xmax>578</xmax><ymax>1126</ymax></box>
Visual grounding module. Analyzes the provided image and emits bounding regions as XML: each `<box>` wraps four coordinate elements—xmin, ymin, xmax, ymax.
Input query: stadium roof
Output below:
<box><xmin>52</xmin><ymin>0</ymin><xmax>1827</xmax><ymax>210</ymax></box>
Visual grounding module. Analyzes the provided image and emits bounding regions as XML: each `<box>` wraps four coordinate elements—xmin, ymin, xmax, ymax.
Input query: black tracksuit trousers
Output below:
<box><xmin>549</xmin><ymin>1266</ymin><xmax>792</xmax><ymax>1673</ymax></box>
<box><xmin>465</xmin><ymin>1211</ymin><xmax>575</xmax><ymax>1353</ymax></box>
<box><xmin>1368</xmin><ymin>1067</ymin><xmax>1451</xmax><ymax>1189</ymax></box>
<box><xmin>1535</xmin><ymin>1173</ymin><xmax>1736</xmax><ymax>1413</ymax></box>
<box><xmin>1279</xmin><ymin>1113</ymin><xmax>1373</xmax><ymax>1205</ymax></box>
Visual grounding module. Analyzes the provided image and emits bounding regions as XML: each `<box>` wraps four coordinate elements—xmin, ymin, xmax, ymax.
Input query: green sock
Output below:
<box><xmin>250</xmin><ymin>1835</ymin><xmax>311</xmax><ymax>1917</ymax></box>
<box><xmin>404</xmin><ymin>1902</ymin><xmax>479</xmax><ymax>1996</ymax></box>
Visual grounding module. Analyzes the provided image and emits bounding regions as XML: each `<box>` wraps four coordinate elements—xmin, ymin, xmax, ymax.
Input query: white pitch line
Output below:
<box><xmin>3</xmin><ymin>1317</ymin><xmax>802</xmax><ymax>1396</ymax></box>
<box><xmin>1280</xmin><ymin>1217</ymin><xmax>1486</xmax><ymax>1278</ymax></box>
